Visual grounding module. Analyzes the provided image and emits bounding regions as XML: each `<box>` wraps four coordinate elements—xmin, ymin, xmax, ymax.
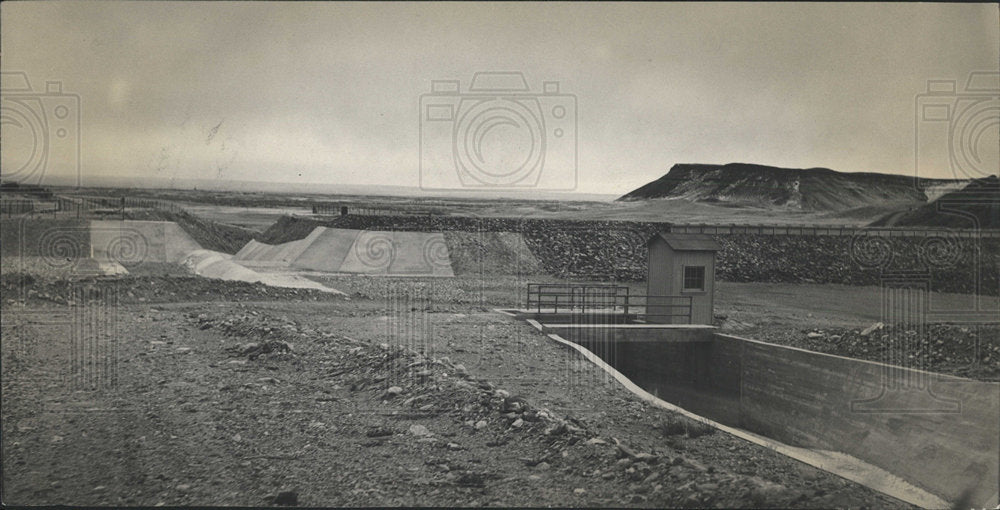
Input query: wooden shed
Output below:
<box><xmin>646</xmin><ymin>232</ymin><xmax>722</xmax><ymax>325</ymax></box>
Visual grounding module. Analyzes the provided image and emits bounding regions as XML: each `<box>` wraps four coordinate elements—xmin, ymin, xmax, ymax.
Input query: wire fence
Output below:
<box><xmin>0</xmin><ymin>195</ymin><xmax>186</xmax><ymax>218</ymax></box>
<box><xmin>311</xmin><ymin>204</ymin><xmax>435</xmax><ymax>217</ymax></box>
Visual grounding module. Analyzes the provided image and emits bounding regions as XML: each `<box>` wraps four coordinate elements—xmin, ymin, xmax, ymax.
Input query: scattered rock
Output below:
<box><xmin>501</xmin><ymin>396</ymin><xmax>530</xmax><ymax>413</ymax></box>
<box><xmin>409</xmin><ymin>424</ymin><xmax>432</xmax><ymax>437</ymax></box>
<box><xmin>365</xmin><ymin>426</ymin><xmax>394</xmax><ymax>438</ymax></box>
<box><xmin>543</xmin><ymin>421</ymin><xmax>568</xmax><ymax>436</ymax></box>
<box><xmin>474</xmin><ymin>420</ymin><xmax>488</xmax><ymax>430</ymax></box>
<box><xmin>861</xmin><ymin>322</ymin><xmax>884</xmax><ymax>336</ymax></box>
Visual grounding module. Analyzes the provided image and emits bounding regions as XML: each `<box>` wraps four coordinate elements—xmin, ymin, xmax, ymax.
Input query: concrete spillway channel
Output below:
<box><xmin>497</xmin><ymin>309</ymin><xmax>999</xmax><ymax>509</ymax></box>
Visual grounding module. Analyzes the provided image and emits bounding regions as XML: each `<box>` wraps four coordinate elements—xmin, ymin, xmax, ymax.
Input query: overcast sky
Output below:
<box><xmin>2</xmin><ymin>2</ymin><xmax>998</xmax><ymax>195</ymax></box>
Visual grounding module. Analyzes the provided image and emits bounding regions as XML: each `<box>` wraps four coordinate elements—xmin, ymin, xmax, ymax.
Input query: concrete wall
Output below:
<box><xmin>543</xmin><ymin>324</ymin><xmax>715</xmax><ymax>345</ymax></box>
<box><xmin>91</xmin><ymin>220</ymin><xmax>201</xmax><ymax>264</ymax></box>
<box><xmin>715</xmin><ymin>334</ymin><xmax>999</xmax><ymax>507</ymax></box>
<box><xmin>1</xmin><ymin>219</ymin><xmax>90</xmax><ymax>258</ymax></box>
<box><xmin>590</xmin><ymin>327</ymin><xmax>999</xmax><ymax>506</ymax></box>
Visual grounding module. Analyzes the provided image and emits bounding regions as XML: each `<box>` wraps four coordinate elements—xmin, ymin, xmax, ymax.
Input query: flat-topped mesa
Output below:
<box><xmin>617</xmin><ymin>163</ymin><xmax>962</xmax><ymax>211</ymax></box>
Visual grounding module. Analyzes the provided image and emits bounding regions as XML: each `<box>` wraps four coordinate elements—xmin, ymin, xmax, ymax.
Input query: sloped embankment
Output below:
<box><xmin>259</xmin><ymin>216</ymin><xmax>543</xmax><ymax>277</ymax></box>
<box><xmin>124</xmin><ymin>209</ymin><xmax>255</xmax><ymax>254</ymax></box>
<box><xmin>870</xmin><ymin>175</ymin><xmax>1000</xmax><ymax>229</ymax></box>
<box><xmin>254</xmin><ymin>214</ymin><xmax>1000</xmax><ymax>295</ymax></box>
<box><xmin>443</xmin><ymin>231</ymin><xmax>544</xmax><ymax>276</ymax></box>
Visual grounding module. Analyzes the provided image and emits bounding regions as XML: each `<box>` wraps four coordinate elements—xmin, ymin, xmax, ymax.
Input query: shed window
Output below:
<box><xmin>683</xmin><ymin>266</ymin><xmax>705</xmax><ymax>291</ymax></box>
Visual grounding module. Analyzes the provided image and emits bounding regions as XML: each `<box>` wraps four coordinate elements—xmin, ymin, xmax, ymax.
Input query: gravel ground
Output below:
<box><xmin>1</xmin><ymin>278</ymin><xmax>907</xmax><ymax>507</ymax></box>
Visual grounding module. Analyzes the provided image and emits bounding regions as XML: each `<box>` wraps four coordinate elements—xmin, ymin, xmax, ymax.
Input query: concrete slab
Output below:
<box><xmin>233</xmin><ymin>227</ymin><xmax>455</xmax><ymax>276</ymax></box>
<box><xmin>164</xmin><ymin>222</ymin><xmax>202</xmax><ymax>262</ymax></box>
<box><xmin>338</xmin><ymin>230</ymin><xmax>394</xmax><ymax>274</ymax></box>
<box><xmin>291</xmin><ymin>228</ymin><xmax>360</xmax><ymax>272</ymax></box>
<box><xmin>181</xmin><ymin>249</ymin><xmax>344</xmax><ymax>294</ymax></box>
<box><xmin>387</xmin><ymin>231</ymin><xmax>454</xmax><ymax>276</ymax></box>
<box><xmin>90</xmin><ymin>220</ymin><xmax>201</xmax><ymax>264</ymax></box>
<box><xmin>1</xmin><ymin>218</ymin><xmax>90</xmax><ymax>259</ymax></box>
<box><xmin>235</xmin><ymin>227</ymin><xmax>325</xmax><ymax>267</ymax></box>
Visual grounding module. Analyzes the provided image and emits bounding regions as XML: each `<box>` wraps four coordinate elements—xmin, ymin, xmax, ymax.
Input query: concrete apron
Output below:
<box><xmin>495</xmin><ymin>309</ymin><xmax>950</xmax><ymax>509</ymax></box>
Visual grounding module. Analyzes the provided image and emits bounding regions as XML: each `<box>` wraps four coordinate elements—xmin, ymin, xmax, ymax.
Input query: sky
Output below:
<box><xmin>2</xmin><ymin>2</ymin><xmax>998</xmax><ymax>195</ymax></box>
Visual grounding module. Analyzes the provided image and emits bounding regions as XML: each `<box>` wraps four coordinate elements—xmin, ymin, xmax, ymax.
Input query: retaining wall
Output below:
<box><xmin>571</xmin><ymin>325</ymin><xmax>1000</xmax><ymax>506</ymax></box>
<box><xmin>715</xmin><ymin>334</ymin><xmax>998</xmax><ymax>507</ymax></box>
<box><xmin>1</xmin><ymin>219</ymin><xmax>90</xmax><ymax>259</ymax></box>
<box><xmin>1</xmin><ymin>219</ymin><xmax>201</xmax><ymax>265</ymax></box>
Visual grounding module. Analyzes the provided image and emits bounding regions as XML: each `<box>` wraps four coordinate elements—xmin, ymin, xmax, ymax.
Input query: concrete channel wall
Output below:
<box><xmin>536</xmin><ymin>320</ymin><xmax>999</xmax><ymax>507</ymax></box>
<box><xmin>713</xmin><ymin>333</ymin><xmax>999</xmax><ymax>507</ymax></box>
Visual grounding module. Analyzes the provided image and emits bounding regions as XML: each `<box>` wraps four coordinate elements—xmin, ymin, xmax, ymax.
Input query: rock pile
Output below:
<box><xmin>262</xmin><ymin>215</ymin><xmax>1000</xmax><ymax>295</ymax></box>
<box><xmin>757</xmin><ymin>323</ymin><xmax>1000</xmax><ymax>381</ymax></box>
<box><xmin>0</xmin><ymin>274</ymin><xmax>344</xmax><ymax>307</ymax></box>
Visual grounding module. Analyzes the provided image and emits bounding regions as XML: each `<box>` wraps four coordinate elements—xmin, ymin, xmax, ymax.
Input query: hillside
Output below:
<box><xmin>870</xmin><ymin>176</ymin><xmax>1000</xmax><ymax>229</ymax></box>
<box><xmin>618</xmin><ymin>163</ymin><xmax>957</xmax><ymax>212</ymax></box>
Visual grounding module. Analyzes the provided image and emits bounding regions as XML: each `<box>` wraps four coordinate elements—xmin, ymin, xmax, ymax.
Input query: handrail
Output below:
<box><xmin>526</xmin><ymin>283</ymin><xmax>693</xmax><ymax>323</ymax></box>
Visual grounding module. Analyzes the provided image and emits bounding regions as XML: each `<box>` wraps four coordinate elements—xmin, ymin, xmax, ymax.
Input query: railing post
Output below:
<box><xmin>623</xmin><ymin>287</ymin><xmax>630</xmax><ymax>318</ymax></box>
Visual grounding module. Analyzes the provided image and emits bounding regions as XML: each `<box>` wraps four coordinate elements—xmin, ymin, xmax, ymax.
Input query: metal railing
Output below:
<box><xmin>525</xmin><ymin>283</ymin><xmax>693</xmax><ymax>323</ymax></box>
<box><xmin>526</xmin><ymin>283</ymin><xmax>630</xmax><ymax>313</ymax></box>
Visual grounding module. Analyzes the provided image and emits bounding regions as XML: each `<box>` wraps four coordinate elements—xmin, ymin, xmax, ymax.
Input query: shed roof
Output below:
<box><xmin>649</xmin><ymin>232</ymin><xmax>722</xmax><ymax>252</ymax></box>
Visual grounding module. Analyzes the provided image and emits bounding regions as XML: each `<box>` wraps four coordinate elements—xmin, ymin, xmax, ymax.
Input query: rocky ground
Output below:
<box><xmin>724</xmin><ymin>321</ymin><xmax>1000</xmax><ymax>382</ymax></box>
<box><xmin>1</xmin><ymin>275</ymin><xmax>907</xmax><ymax>507</ymax></box>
